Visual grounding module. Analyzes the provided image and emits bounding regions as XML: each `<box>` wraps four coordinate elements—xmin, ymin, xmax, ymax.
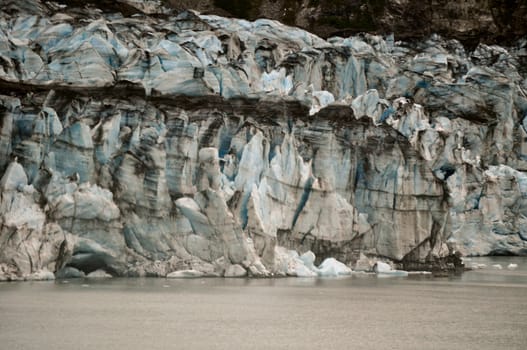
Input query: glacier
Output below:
<box><xmin>0</xmin><ymin>0</ymin><xmax>526</xmax><ymax>280</ymax></box>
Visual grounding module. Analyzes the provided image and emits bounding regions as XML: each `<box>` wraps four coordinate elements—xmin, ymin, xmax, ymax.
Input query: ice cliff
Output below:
<box><xmin>1</xmin><ymin>0</ymin><xmax>526</xmax><ymax>280</ymax></box>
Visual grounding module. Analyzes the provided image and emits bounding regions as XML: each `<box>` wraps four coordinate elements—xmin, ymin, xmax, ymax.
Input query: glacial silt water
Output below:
<box><xmin>1</xmin><ymin>257</ymin><xmax>526</xmax><ymax>350</ymax></box>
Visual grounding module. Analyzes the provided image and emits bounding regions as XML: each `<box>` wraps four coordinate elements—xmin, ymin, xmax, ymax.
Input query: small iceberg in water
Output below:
<box><xmin>507</xmin><ymin>263</ymin><xmax>518</xmax><ymax>270</ymax></box>
<box><xmin>275</xmin><ymin>248</ymin><xmax>352</xmax><ymax>277</ymax></box>
<box><xmin>373</xmin><ymin>261</ymin><xmax>409</xmax><ymax>278</ymax></box>
<box><xmin>166</xmin><ymin>270</ymin><xmax>205</xmax><ymax>278</ymax></box>
<box><xmin>317</xmin><ymin>258</ymin><xmax>353</xmax><ymax>277</ymax></box>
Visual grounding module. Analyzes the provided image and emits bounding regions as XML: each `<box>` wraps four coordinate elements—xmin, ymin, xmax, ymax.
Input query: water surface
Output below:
<box><xmin>1</xmin><ymin>257</ymin><xmax>526</xmax><ymax>350</ymax></box>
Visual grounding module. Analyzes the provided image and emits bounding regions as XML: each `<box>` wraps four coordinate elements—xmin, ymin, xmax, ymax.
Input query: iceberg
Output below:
<box><xmin>374</xmin><ymin>262</ymin><xmax>409</xmax><ymax>277</ymax></box>
<box><xmin>167</xmin><ymin>270</ymin><xmax>205</xmax><ymax>278</ymax></box>
<box><xmin>317</xmin><ymin>258</ymin><xmax>352</xmax><ymax>277</ymax></box>
<box><xmin>507</xmin><ymin>264</ymin><xmax>518</xmax><ymax>270</ymax></box>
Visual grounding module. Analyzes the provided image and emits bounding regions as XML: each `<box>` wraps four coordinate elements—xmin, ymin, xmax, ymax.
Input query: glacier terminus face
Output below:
<box><xmin>0</xmin><ymin>0</ymin><xmax>526</xmax><ymax>280</ymax></box>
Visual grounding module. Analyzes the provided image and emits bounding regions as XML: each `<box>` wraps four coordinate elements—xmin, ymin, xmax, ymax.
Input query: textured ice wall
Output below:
<box><xmin>0</xmin><ymin>0</ymin><xmax>526</xmax><ymax>279</ymax></box>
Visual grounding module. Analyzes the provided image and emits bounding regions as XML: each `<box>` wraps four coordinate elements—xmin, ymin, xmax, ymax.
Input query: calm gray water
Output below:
<box><xmin>1</xmin><ymin>257</ymin><xmax>526</xmax><ymax>350</ymax></box>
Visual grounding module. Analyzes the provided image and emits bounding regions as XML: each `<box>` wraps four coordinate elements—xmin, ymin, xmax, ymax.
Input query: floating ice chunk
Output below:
<box><xmin>166</xmin><ymin>270</ymin><xmax>205</xmax><ymax>278</ymax></box>
<box><xmin>376</xmin><ymin>270</ymin><xmax>409</xmax><ymax>278</ymax></box>
<box><xmin>274</xmin><ymin>248</ymin><xmax>362</xmax><ymax>278</ymax></box>
<box><xmin>373</xmin><ymin>261</ymin><xmax>392</xmax><ymax>273</ymax></box>
<box><xmin>275</xmin><ymin>249</ymin><xmax>317</xmax><ymax>277</ymax></box>
<box><xmin>55</xmin><ymin>267</ymin><xmax>85</xmax><ymax>279</ymax></box>
<box><xmin>468</xmin><ymin>262</ymin><xmax>479</xmax><ymax>269</ymax></box>
<box><xmin>507</xmin><ymin>264</ymin><xmax>518</xmax><ymax>270</ymax></box>
<box><xmin>285</xmin><ymin>250</ymin><xmax>351</xmax><ymax>277</ymax></box>
<box><xmin>373</xmin><ymin>261</ymin><xmax>408</xmax><ymax>277</ymax></box>
<box><xmin>407</xmin><ymin>271</ymin><xmax>432</xmax><ymax>276</ymax></box>
<box><xmin>317</xmin><ymin>258</ymin><xmax>352</xmax><ymax>277</ymax></box>
<box><xmin>86</xmin><ymin>270</ymin><xmax>112</xmax><ymax>278</ymax></box>
<box><xmin>294</xmin><ymin>263</ymin><xmax>318</xmax><ymax>277</ymax></box>
<box><xmin>299</xmin><ymin>251</ymin><xmax>316</xmax><ymax>270</ymax></box>
<box><xmin>298</xmin><ymin>251</ymin><xmax>322</xmax><ymax>276</ymax></box>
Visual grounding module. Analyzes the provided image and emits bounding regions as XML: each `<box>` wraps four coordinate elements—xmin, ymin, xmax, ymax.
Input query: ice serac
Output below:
<box><xmin>0</xmin><ymin>0</ymin><xmax>526</xmax><ymax>279</ymax></box>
